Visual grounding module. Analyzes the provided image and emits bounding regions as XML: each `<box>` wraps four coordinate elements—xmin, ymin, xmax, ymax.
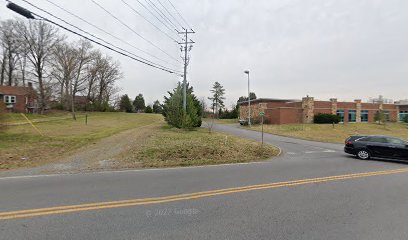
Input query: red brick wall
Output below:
<box><xmin>14</xmin><ymin>95</ymin><xmax>27</xmax><ymax>113</ymax></box>
<box><xmin>314</xmin><ymin>101</ymin><xmax>331</xmax><ymax>109</ymax></box>
<box><xmin>338</xmin><ymin>102</ymin><xmax>356</xmax><ymax>109</ymax></box>
<box><xmin>279</xmin><ymin>108</ymin><xmax>302</xmax><ymax>124</ymax></box>
<box><xmin>400</xmin><ymin>106</ymin><xmax>408</xmax><ymax>111</ymax></box>
<box><xmin>266</xmin><ymin>101</ymin><xmax>291</xmax><ymax>108</ymax></box>
<box><xmin>265</xmin><ymin>109</ymin><xmax>280</xmax><ymax>124</ymax></box>
<box><xmin>361</xmin><ymin>103</ymin><xmax>380</xmax><ymax>110</ymax></box>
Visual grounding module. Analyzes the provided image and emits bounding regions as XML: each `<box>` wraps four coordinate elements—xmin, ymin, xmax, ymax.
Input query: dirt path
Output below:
<box><xmin>0</xmin><ymin>124</ymin><xmax>159</xmax><ymax>177</ymax></box>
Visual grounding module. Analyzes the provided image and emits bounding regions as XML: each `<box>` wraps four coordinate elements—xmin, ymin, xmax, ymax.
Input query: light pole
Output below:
<box><xmin>244</xmin><ymin>70</ymin><xmax>251</xmax><ymax>126</ymax></box>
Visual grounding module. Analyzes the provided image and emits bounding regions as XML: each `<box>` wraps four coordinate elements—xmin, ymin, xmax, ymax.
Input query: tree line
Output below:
<box><xmin>0</xmin><ymin>18</ymin><xmax>122</xmax><ymax>117</ymax></box>
<box><xmin>119</xmin><ymin>93</ymin><xmax>163</xmax><ymax>114</ymax></box>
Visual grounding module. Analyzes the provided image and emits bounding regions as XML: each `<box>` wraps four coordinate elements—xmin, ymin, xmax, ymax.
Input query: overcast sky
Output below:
<box><xmin>1</xmin><ymin>0</ymin><xmax>408</xmax><ymax>107</ymax></box>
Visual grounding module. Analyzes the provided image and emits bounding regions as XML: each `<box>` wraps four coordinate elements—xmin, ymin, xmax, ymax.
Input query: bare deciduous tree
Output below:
<box><xmin>0</xmin><ymin>20</ymin><xmax>21</xmax><ymax>86</ymax></box>
<box><xmin>17</xmin><ymin>20</ymin><xmax>63</xmax><ymax>113</ymax></box>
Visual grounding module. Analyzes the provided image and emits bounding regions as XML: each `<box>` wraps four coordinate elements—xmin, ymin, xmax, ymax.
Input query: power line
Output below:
<box><xmin>19</xmin><ymin>0</ymin><xmax>174</xmax><ymax>70</ymax></box>
<box><xmin>166</xmin><ymin>0</ymin><xmax>192</xmax><ymax>30</ymax></box>
<box><xmin>120</xmin><ymin>0</ymin><xmax>180</xmax><ymax>43</ymax></box>
<box><xmin>43</xmin><ymin>0</ymin><xmax>176</xmax><ymax>67</ymax></box>
<box><xmin>6</xmin><ymin>1</ymin><xmax>182</xmax><ymax>75</ymax></box>
<box><xmin>134</xmin><ymin>0</ymin><xmax>176</xmax><ymax>34</ymax></box>
<box><xmin>144</xmin><ymin>0</ymin><xmax>178</xmax><ymax>30</ymax></box>
<box><xmin>90</xmin><ymin>0</ymin><xmax>181</xmax><ymax>64</ymax></box>
<box><xmin>156</xmin><ymin>0</ymin><xmax>184</xmax><ymax>29</ymax></box>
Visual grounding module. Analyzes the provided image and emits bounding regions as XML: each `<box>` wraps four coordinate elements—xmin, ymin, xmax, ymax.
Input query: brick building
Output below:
<box><xmin>0</xmin><ymin>83</ymin><xmax>38</xmax><ymax>113</ymax></box>
<box><xmin>239</xmin><ymin>96</ymin><xmax>408</xmax><ymax>124</ymax></box>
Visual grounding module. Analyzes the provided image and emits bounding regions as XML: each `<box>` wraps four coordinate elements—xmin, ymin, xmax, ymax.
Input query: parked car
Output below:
<box><xmin>239</xmin><ymin>119</ymin><xmax>249</xmax><ymax>125</ymax></box>
<box><xmin>344</xmin><ymin>135</ymin><xmax>408</xmax><ymax>160</ymax></box>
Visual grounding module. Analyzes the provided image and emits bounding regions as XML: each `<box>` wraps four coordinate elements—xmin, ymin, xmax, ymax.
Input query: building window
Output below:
<box><xmin>399</xmin><ymin>111</ymin><xmax>408</xmax><ymax>122</ymax></box>
<box><xmin>361</xmin><ymin>110</ymin><xmax>369</xmax><ymax>122</ymax></box>
<box><xmin>348</xmin><ymin>110</ymin><xmax>356</xmax><ymax>122</ymax></box>
<box><xmin>336</xmin><ymin>110</ymin><xmax>344</xmax><ymax>122</ymax></box>
<box><xmin>383</xmin><ymin>111</ymin><xmax>390</xmax><ymax>121</ymax></box>
<box><xmin>4</xmin><ymin>95</ymin><xmax>16</xmax><ymax>104</ymax></box>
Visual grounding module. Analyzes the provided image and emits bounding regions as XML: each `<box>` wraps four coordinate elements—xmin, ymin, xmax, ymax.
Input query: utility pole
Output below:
<box><xmin>178</xmin><ymin>29</ymin><xmax>195</xmax><ymax>113</ymax></box>
<box><xmin>244</xmin><ymin>70</ymin><xmax>251</xmax><ymax>126</ymax></box>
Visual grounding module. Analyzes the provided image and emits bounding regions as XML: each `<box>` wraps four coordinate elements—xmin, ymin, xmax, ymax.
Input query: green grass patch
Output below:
<box><xmin>246</xmin><ymin>123</ymin><xmax>408</xmax><ymax>143</ymax></box>
<box><xmin>121</xmin><ymin>127</ymin><xmax>280</xmax><ymax>168</ymax></box>
<box><xmin>0</xmin><ymin>112</ymin><xmax>163</xmax><ymax>170</ymax></box>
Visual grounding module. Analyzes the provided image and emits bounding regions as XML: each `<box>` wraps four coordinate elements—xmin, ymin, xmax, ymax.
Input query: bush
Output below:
<box><xmin>314</xmin><ymin>113</ymin><xmax>340</xmax><ymax>124</ymax></box>
<box><xmin>374</xmin><ymin>110</ymin><xmax>386</xmax><ymax>124</ymax></box>
<box><xmin>145</xmin><ymin>105</ymin><xmax>153</xmax><ymax>113</ymax></box>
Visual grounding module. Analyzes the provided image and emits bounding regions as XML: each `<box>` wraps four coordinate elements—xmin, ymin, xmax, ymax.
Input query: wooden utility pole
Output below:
<box><xmin>178</xmin><ymin>29</ymin><xmax>195</xmax><ymax>113</ymax></box>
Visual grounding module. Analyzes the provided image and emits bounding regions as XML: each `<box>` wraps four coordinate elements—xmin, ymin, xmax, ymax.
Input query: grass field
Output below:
<box><xmin>2</xmin><ymin>112</ymin><xmax>74</xmax><ymax>125</ymax></box>
<box><xmin>0</xmin><ymin>112</ymin><xmax>279</xmax><ymax>171</ymax></box>
<box><xmin>0</xmin><ymin>112</ymin><xmax>163</xmax><ymax>170</ymax></box>
<box><xmin>246</xmin><ymin>123</ymin><xmax>408</xmax><ymax>143</ymax></box>
<box><xmin>118</xmin><ymin>126</ymin><xmax>279</xmax><ymax>168</ymax></box>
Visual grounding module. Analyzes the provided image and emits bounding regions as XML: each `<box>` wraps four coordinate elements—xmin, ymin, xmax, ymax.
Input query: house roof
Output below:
<box><xmin>0</xmin><ymin>85</ymin><xmax>35</xmax><ymax>96</ymax></box>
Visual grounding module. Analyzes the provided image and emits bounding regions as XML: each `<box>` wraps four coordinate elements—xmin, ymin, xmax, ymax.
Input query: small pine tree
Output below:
<box><xmin>119</xmin><ymin>94</ymin><xmax>133</xmax><ymax>113</ymax></box>
<box><xmin>133</xmin><ymin>94</ymin><xmax>146</xmax><ymax>112</ymax></box>
<box><xmin>162</xmin><ymin>82</ymin><xmax>202</xmax><ymax>128</ymax></box>
<box><xmin>152</xmin><ymin>100</ymin><xmax>163</xmax><ymax>114</ymax></box>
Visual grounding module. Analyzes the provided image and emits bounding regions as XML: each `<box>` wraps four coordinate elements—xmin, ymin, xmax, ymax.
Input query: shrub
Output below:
<box><xmin>314</xmin><ymin>113</ymin><xmax>340</xmax><ymax>124</ymax></box>
<box><xmin>145</xmin><ymin>105</ymin><xmax>153</xmax><ymax>113</ymax></box>
<box><xmin>374</xmin><ymin>110</ymin><xmax>386</xmax><ymax>124</ymax></box>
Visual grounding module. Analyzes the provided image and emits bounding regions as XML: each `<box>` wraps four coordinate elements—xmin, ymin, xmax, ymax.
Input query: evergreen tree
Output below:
<box><xmin>208</xmin><ymin>81</ymin><xmax>226</xmax><ymax>118</ymax></box>
<box><xmin>133</xmin><ymin>94</ymin><xmax>146</xmax><ymax>112</ymax></box>
<box><xmin>152</xmin><ymin>100</ymin><xmax>163</xmax><ymax>114</ymax></box>
<box><xmin>162</xmin><ymin>82</ymin><xmax>202</xmax><ymax>128</ymax></box>
<box><xmin>119</xmin><ymin>94</ymin><xmax>133</xmax><ymax>113</ymax></box>
<box><xmin>145</xmin><ymin>105</ymin><xmax>153</xmax><ymax>113</ymax></box>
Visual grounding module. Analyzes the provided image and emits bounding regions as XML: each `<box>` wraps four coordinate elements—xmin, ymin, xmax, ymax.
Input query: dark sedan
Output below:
<box><xmin>344</xmin><ymin>135</ymin><xmax>408</xmax><ymax>160</ymax></box>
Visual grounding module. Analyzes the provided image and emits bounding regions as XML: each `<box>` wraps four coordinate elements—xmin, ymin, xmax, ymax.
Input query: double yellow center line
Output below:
<box><xmin>2</xmin><ymin>167</ymin><xmax>408</xmax><ymax>220</ymax></box>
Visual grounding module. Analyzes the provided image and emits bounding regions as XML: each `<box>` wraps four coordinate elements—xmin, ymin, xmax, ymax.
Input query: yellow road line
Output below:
<box><xmin>1</xmin><ymin>167</ymin><xmax>408</xmax><ymax>220</ymax></box>
<box><xmin>2</xmin><ymin>167</ymin><xmax>401</xmax><ymax>216</ymax></box>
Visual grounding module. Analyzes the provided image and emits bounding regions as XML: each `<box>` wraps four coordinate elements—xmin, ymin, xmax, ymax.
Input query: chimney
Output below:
<box><xmin>28</xmin><ymin>82</ymin><xmax>33</xmax><ymax>89</ymax></box>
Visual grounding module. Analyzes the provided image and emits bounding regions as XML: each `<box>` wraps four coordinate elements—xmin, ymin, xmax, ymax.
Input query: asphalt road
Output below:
<box><xmin>1</xmin><ymin>123</ymin><xmax>408</xmax><ymax>240</ymax></box>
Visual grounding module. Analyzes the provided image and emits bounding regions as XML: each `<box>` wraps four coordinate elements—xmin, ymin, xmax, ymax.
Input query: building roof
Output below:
<box><xmin>395</xmin><ymin>100</ymin><xmax>408</xmax><ymax>106</ymax></box>
<box><xmin>0</xmin><ymin>85</ymin><xmax>35</xmax><ymax>96</ymax></box>
<box><xmin>237</xmin><ymin>98</ymin><xmax>300</xmax><ymax>105</ymax></box>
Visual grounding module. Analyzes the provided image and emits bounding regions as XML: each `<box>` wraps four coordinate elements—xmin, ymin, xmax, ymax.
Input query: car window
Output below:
<box><xmin>386</xmin><ymin>138</ymin><xmax>407</xmax><ymax>145</ymax></box>
<box><xmin>359</xmin><ymin>137</ymin><xmax>387</xmax><ymax>143</ymax></box>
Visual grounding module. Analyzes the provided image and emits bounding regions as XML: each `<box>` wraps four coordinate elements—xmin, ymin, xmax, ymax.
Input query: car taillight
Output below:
<box><xmin>345</xmin><ymin>141</ymin><xmax>353</xmax><ymax>145</ymax></box>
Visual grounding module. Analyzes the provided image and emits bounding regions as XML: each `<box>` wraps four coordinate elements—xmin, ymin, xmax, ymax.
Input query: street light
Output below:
<box><xmin>244</xmin><ymin>70</ymin><xmax>251</xmax><ymax>126</ymax></box>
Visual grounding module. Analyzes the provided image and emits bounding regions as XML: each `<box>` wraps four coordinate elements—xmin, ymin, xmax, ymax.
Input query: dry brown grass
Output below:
<box><xmin>119</xmin><ymin>126</ymin><xmax>280</xmax><ymax>168</ymax></box>
<box><xmin>0</xmin><ymin>112</ymin><xmax>163</xmax><ymax>170</ymax></box>
<box><xmin>246</xmin><ymin>123</ymin><xmax>408</xmax><ymax>143</ymax></box>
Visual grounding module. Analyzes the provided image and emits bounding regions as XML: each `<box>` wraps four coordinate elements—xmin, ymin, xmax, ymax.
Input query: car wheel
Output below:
<box><xmin>356</xmin><ymin>149</ymin><xmax>370</xmax><ymax>160</ymax></box>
